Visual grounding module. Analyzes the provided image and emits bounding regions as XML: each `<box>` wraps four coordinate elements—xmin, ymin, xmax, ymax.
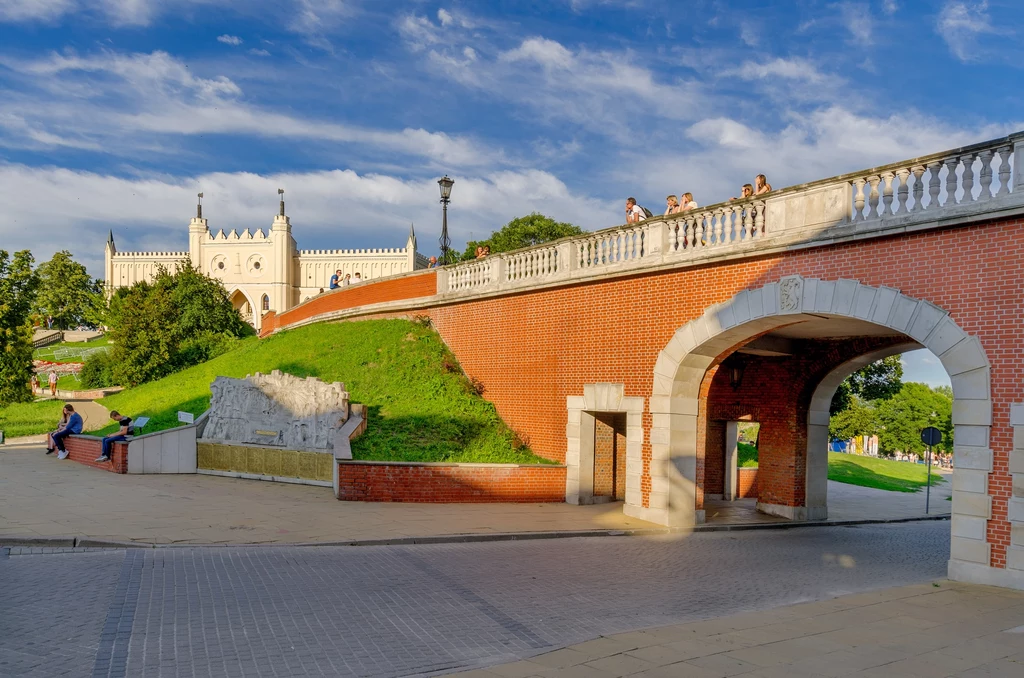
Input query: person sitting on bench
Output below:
<box><xmin>51</xmin><ymin>404</ymin><xmax>83</xmax><ymax>460</ymax></box>
<box><xmin>96</xmin><ymin>411</ymin><xmax>132</xmax><ymax>463</ymax></box>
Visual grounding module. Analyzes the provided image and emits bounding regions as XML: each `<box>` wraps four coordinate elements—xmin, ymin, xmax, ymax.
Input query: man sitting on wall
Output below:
<box><xmin>329</xmin><ymin>269</ymin><xmax>341</xmax><ymax>289</ymax></box>
<box><xmin>95</xmin><ymin>410</ymin><xmax>132</xmax><ymax>463</ymax></box>
<box><xmin>52</xmin><ymin>404</ymin><xmax>84</xmax><ymax>460</ymax></box>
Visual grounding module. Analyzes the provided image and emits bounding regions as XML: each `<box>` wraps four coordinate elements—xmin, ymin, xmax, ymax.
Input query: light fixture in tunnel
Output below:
<box><xmin>730</xmin><ymin>360</ymin><xmax>745</xmax><ymax>390</ymax></box>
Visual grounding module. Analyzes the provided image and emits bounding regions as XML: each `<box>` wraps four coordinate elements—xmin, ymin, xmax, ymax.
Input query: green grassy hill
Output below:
<box><xmin>827</xmin><ymin>452</ymin><xmax>944</xmax><ymax>492</ymax></box>
<box><xmin>0</xmin><ymin>400</ymin><xmax>68</xmax><ymax>438</ymax></box>
<box><xmin>92</xmin><ymin>319</ymin><xmax>551</xmax><ymax>465</ymax></box>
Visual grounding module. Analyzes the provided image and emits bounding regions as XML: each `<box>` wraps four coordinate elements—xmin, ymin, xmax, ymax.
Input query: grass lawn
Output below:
<box><xmin>738</xmin><ymin>441</ymin><xmax>759</xmax><ymax>468</ymax></box>
<box><xmin>827</xmin><ymin>452</ymin><xmax>944</xmax><ymax>492</ymax></box>
<box><xmin>33</xmin><ymin>335</ymin><xmax>110</xmax><ymax>362</ymax></box>
<box><xmin>0</xmin><ymin>400</ymin><xmax>68</xmax><ymax>438</ymax></box>
<box><xmin>94</xmin><ymin>320</ymin><xmax>553</xmax><ymax>464</ymax></box>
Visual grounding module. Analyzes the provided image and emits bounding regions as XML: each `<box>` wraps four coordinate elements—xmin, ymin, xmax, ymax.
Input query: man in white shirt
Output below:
<box><xmin>625</xmin><ymin>197</ymin><xmax>646</xmax><ymax>224</ymax></box>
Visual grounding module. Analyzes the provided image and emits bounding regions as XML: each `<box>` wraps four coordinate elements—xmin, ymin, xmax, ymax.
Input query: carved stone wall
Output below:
<box><xmin>202</xmin><ymin>370</ymin><xmax>349</xmax><ymax>452</ymax></box>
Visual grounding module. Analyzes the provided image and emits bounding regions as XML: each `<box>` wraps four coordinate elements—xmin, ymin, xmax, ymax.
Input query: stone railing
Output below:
<box><xmin>438</xmin><ymin>131</ymin><xmax>1023</xmax><ymax>296</ymax></box>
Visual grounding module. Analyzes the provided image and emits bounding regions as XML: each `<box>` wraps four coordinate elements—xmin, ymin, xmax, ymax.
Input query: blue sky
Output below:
<box><xmin>2</xmin><ymin>0</ymin><xmax>1019</xmax><ymax>385</ymax></box>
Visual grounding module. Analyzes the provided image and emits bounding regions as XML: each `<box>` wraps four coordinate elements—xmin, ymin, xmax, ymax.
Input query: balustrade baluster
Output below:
<box><xmin>928</xmin><ymin>162</ymin><xmax>943</xmax><ymax>209</ymax></box>
<box><xmin>910</xmin><ymin>166</ymin><xmax>925</xmax><ymax>212</ymax></box>
<box><xmin>742</xmin><ymin>204</ymin><xmax>753</xmax><ymax>239</ymax></box>
<box><xmin>894</xmin><ymin>169</ymin><xmax>910</xmax><ymax>214</ymax></box>
<box><xmin>943</xmin><ymin>157</ymin><xmax>960</xmax><ymax>206</ymax></box>
<box><xmin>881</xmin><ymin>171</ymin><xmax>895</xmax><ymax>216</ymax></box>
<box><xmin>753</xmin><ymin>201</ymin><xmax>765</xmax><ymax>237</ymax></box>
<box><xmin>977</xmin><ymin>150</ymin><xmax>994</xmax><ymax>201</ymax></box>
<box><xmin>996</xmin><ymin>145</ymin><xmax>1012</xmax><ymax>196</ymax></box>
<box><xmin>853</xmin><ymin>178</ymin><xmax>866</xmax><ymax>221</ymax></box>
<box><xmin>867</xmin><ymin>176</ymin><xmax>881</xmax><ymax>218</ymax></box>
<box><xmin>961</xmin><ymin>153</ymin><xmax>976</xmax><ymax>202</ymax></box>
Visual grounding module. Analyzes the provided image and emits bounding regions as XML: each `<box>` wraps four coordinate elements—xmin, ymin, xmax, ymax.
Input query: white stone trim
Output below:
<box><xmin>565</xmin><ymin>383</ymin><xmax>644</xmax><ymax>508</ymax></box>
<box><xmin>649</xmin><ymin>277</ymin><xmax>994</xmax><ymax>565</ymax></box>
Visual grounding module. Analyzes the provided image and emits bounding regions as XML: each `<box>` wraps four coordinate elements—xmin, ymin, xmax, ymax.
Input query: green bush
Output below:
<box><xmin>80</xmin><ymin>350</ymin><xmax>115</xmax><ymax>388</ymax></box>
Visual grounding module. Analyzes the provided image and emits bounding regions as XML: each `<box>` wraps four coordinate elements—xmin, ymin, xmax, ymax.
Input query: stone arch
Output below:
<box><xmin>642</xmin><ymin>275</ymin><xmax>993</xmax><ymax>572</ymax></box>
<box><xmin>228</xmin><ymin>287</ymin><xmax>258</xmax><ymax>329</ymax></box>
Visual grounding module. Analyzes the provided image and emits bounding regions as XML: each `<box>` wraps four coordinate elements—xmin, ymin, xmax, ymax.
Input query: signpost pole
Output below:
<box><xmin>926</xmin><ymin>443</ymin><xmax>932</xmax><ymax>514</ymax></box>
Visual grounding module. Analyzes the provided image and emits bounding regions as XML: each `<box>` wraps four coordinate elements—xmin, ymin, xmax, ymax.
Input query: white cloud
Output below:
<box><xmin>0</xmin><ymin>163</ymin><xmax>615</xmax><ymax>276</ymax></box>
<box><xmin>739</xmin><ymin>21</ymin><xmax>759</xmax><ymax>47</ymax></box>
<box><xmin>249</xmin><ymin>48</ymin><xmax>270</xmax><ymax>56</ymax></box>
<box><xmin>840</xmin><ymin>2</ymin><xmax>873</xmax><ymax>43</ymax></box>
<box><xmin>882</xmin><ymin>0</ymin><xmax>898</xmax><ymax>14</ymax></box>
<box><xmin>0</xmin><ymin>49</ymin><xmax>499</xmax><ymax>167</ymax></box>
<box><xmin>0</xmin><ymin>0</ymin><xmax>75</xmax><ymax>22</ymax></box>
<box><xmin>437</xmin><ymin>8</ymin><xmax>453</xmax><ymax>26</ymax></box>
<box><xmin>217</xmin><ymin>34</ymin><xmax>243</xmax><ymax>46</ymax></box>
<box><xmin>936</xmin><ymin>1</ymin><xmax>997</xmax><ymax>62</ymax></box>
<box><xmin>288</xmin><ymin>0</ymin><xmax>349</xmax><ymax>50</ymax></box>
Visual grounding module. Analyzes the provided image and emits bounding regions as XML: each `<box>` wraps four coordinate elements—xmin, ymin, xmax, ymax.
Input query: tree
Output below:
<box><xmin>460</xmin><ymin>213</ymin><xmax>585</xmax><ymax>260</ymax></box>
<box><xmin>830</xmin><ymin>355</ymin><xmax>903</xmax><ymax>415</ymax></box>
<box><xmin>33</xmin><ymin>250</ymin><xmax>105</xmax><ymax>330</ymax></box>
<box><xmin>106</xmin><ymin>260</ymin><xmax>254</xmax><ymax>386</ymax></box>
<box><xmin>0</xmin><ymin>250</ymin><xmax>39</xmax><ymax>406</ymax></box>
<box><xmin>876</xmin><ymin>382</ymin><xmax>953</xmax><ymax>455</ymax></box>
<box><xmin>828</xmin><ymin>397</ymin><xmax>879</xmax><ymax>444</ymax></box>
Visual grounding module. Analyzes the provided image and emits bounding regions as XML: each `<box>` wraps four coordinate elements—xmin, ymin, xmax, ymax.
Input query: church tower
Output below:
<box><xmin>406</xmin><ymin>223</ymin><xmax>417</xmax><ymax>270</ymax></box>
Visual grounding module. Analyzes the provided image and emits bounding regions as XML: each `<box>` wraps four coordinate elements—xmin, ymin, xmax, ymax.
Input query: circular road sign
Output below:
<box><xmin>921</xmin><ymin>426</ymin><xmax>943</xmax><ymax>447</ymax></box>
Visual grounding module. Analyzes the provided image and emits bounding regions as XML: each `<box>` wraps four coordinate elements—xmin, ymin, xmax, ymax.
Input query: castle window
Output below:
<box><xmin>261</xmin><ymin>294</ymin><xmax>270</xmax><ymax>312</ymax></box>
<box><xmin>253</xmin><ymin>261</ymin><xmax>261</xmax><ymax>270</ymax></box>
<box><xmin>217</xmin><ymin>261</ymin><xmax>225</xmax><ymax>270</ymax></box>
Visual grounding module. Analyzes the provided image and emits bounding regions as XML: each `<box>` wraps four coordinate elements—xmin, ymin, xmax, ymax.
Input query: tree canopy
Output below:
<box><xmin>828</xmin><ymin>381</ymin><xmax>953</xmax><ymax>455</ymax></box>
<box><xmin>460</xmin><ymin>213</ymin><xmax>584</xmax><ymax>261</ymax></box>
<box><xmin>33</xmin><ymin>250</ymin><xmax>105</xmax><ymax>330</ymax></box>
<box><xmin>106</xmin><ymin>261</ymin><xmax>254</xmax><ymax>386</ymax></box>
<box><xmin>829</xmin><ymin>354</ymin><xmax>903</xmax><ymax>415</ymax></box>
<box><xmin>0</xmin><ymin>250</ymin><xmax>39</xmax><ymax>406</ymax></box>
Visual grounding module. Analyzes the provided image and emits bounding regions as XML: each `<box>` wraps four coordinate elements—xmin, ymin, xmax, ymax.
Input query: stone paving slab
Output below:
<box><xmin>0</xmin><ymin>522</ymin><xmax>952</xmax><ymax>677</ymax></box>
<box><xmin>1</xmin><ymin>443</ymin><xmax>950</xmax><ymax>546</ymax></box>
<box><xmin>452</xmin><ymin>580</ymin><xmax>1024</xmax><ymax>677</ymax></box>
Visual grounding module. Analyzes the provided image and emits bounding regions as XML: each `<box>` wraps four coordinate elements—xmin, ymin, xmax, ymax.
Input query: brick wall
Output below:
<box><xmin>260</xmin><ymin>271</ymin><xmax>436</xmax><ymax>336</ymax></box>
<box><xmin>737</xmin><ymin>467</ymin><xmax>758</xmax><ymax>499</ymax></box>
<box><xmin>336</xmin><ymin>461</ymin><xmax>566</xmax><ymax>503</ymax></box>
<box><xmin>64</xmin><ymin>435</ymin><xmax>129</xmax><ymax>474</ymax></box>
<box><xmin>270</xmin><ymin>216</ymin><xmax>1024</xmax><ymax>567</ymax></box>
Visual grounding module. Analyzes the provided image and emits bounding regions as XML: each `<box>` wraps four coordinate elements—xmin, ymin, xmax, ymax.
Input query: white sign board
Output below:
<box><xmin>177</xmin><ymin>411</ymin><xmax>195</xmax><ymax>424</ymax></box>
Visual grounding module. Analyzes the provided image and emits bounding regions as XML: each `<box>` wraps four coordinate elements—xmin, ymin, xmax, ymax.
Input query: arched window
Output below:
<box><xmin>261</xmin><ymin>294</ymin><xmax>270</xmax><ymax>312</ymax></box>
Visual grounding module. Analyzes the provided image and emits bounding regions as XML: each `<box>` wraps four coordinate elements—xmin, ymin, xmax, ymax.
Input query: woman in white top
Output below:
<box><xmin>680</xmin><ymin>192</ymin><xmax>698</xmax><ymax>212</ymax></box>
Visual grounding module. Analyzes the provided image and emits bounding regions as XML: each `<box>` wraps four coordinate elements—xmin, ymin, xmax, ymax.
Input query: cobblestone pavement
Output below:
<box><xmin>0</xmin><ymin>521</ymin><xmax>949</xmax><ymax>677</ymax></box>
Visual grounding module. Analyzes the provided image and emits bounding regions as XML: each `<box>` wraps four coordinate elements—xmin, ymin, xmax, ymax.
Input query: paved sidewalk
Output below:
<box><xmin>1</xmin><ymin>442</ymin><xmax>949</xmax><ymax>545</ymax></box>
<box><xmin>452</xmin><ymin>580</ymin><xmax>1024</xmax><ymax>677</ymax></box>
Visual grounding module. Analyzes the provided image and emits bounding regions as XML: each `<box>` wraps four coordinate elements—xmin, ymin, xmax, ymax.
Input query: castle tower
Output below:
<box><xmin>104</xmin><ymin>230</ymin><xmax>116</xmax><ymax>297</ymax></box>
<box><xmin>188</xmin><ymin>192</ymin><xmax>209</xmax><ymax>268</ymax></box>
<box><xmin>269</xmin><ymin>189</ymin><xmax>296</xmax><ymax>313</ymax></box>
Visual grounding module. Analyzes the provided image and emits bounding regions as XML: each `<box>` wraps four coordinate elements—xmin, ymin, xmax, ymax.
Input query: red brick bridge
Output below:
<box><xmin>261</xmin><ymin>132</ymin><xmax>1024</xmax><ymax>590</ymax></box>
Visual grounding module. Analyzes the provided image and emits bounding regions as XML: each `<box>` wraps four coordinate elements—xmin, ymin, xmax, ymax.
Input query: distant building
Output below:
<box><xmin>104</xmin><ymin>192</ymin><xmax>427</xmax><ymax>332</ymax></box>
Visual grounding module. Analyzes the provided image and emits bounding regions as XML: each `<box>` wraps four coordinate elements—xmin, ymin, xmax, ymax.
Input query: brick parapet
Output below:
<box><xmin>63</xmin><ymin>435</ymin><xmax>128</xmax><ymax>474</ymax></box>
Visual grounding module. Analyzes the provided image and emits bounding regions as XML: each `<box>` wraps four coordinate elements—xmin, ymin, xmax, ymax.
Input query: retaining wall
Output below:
<box><xmin>336</xmin><ymin>460</ymin><xmax>567</xmax><ymax>503</ymax></box>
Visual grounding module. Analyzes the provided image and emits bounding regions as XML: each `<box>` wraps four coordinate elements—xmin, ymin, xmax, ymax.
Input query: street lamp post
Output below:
<box><xmin>438</xmin><ymin>175</ymin><xmax>454</xmax><ymax>265</ymax></box>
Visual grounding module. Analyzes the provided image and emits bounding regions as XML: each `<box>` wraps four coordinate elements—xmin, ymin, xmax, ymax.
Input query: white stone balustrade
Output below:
<box><xmin>438</xmin><ymin>132</ymin><xmax>1023</xmax><ymax>296</ymax></box>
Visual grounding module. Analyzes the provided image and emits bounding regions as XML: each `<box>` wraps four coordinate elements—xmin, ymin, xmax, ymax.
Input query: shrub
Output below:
<box><xmin>79</xmin><ymin>350</ymin><xmax>115</xmax><ymax>388</ymax></box>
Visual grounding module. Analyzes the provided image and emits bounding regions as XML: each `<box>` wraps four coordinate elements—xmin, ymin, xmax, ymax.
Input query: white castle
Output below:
<box><xmin>104</xmin><ymin>192</ymin><xmax>427</xmax><ymax>332</ymax></box>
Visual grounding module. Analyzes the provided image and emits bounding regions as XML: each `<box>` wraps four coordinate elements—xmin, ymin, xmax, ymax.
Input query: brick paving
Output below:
<box><xmin>0</xmin><ymin>522</ymin><xmax>952</xmax><ymax>677</ymax></box>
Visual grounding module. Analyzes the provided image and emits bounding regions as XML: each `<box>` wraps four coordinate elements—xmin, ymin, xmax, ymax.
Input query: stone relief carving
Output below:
<box><xmin>779</xmin><ymin>276</ymin><xmax>803</xmax><ymax>313</ymax></box>
<box><xmin>202</xmin><ymin>370</ymin><xmax>349</xmax><ymax>452</ymax></box>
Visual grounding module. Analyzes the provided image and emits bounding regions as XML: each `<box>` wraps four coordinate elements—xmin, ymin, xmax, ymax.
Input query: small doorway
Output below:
<box><xmin>592</xmin><ymin>413</ymin><xmax>627</xmax><ymax>501</ymax></box>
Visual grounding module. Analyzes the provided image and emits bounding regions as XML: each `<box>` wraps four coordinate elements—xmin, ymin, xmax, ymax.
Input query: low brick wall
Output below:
<box><xmin>738</xmin><ymin>467</ymin><xmax>758</xmax><ymax>499</ymax></box>
<box><xmin>64</xmin><ymin>435</ymin><xmax>129</xmax><ymax>474</ymax></box>
<box><xmin>337</xmin><ymin>460</ymin><xmax>567</xmax><ymax>503</ymax></box>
